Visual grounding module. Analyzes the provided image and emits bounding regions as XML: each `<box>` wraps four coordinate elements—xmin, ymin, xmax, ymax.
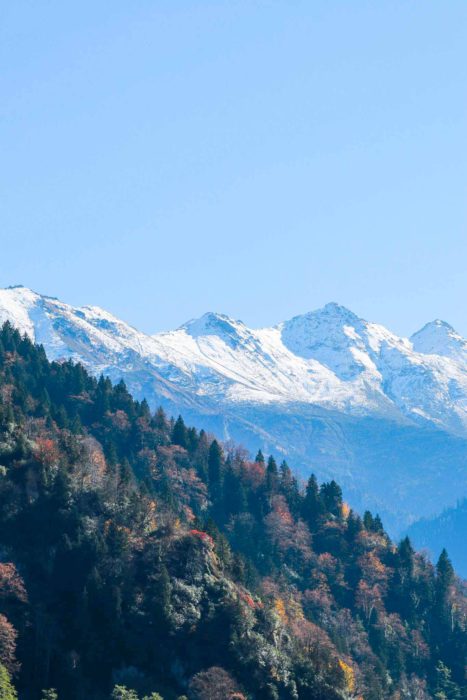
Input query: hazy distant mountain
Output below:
<box><xmin>1</xmin><ymin>285</ymin><xmax>466</xmax><ymax>534</ymax></box>
<box><xmin>407</xmin><ymin>500</ymin><xmax>467</xmax><ymax>579</ymax></box>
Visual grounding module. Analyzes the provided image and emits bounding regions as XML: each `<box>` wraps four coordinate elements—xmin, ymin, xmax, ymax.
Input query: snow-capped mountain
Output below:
<box><xmin>411</xmin><ymin>319</ymin><xmax>467</xmax><ymax>363</ymax></box>
<box><xmin>1</xmin><ymin>285</ymin><xmax>466</xmax><ymax>532</ymax></box>
<box><xmin>151</xmin><ymin>302</ymin><xmax>467</xmax><ymax>434</ymax></box>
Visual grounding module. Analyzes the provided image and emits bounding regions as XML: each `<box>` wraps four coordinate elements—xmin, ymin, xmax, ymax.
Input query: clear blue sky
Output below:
<box><xmin>1</xmin><ymin>2</ymin><xmax>466</xmax><ymax>336</ymax></box>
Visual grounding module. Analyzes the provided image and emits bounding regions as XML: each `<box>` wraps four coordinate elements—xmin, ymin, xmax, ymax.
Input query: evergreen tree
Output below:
<box><xmin>94</xmin><ymin>374</ymin><xmax>111</xmax><ymax>417</ymax></box>
<box><xmin>302</xmin><ymin>474</ymin><xmax>323</xmax><ymax>530</ymax></box>
<box><xmin>139</xmin><ymin>398</ymin><xmax>151</xmax><ymax>420</ymax></box>
<box><xmin>255</xmin><ymin>449</ymin><xmax>265</xmax><ymax>464</ymax></box>
<box><xmin>435</xmin><ymin>548</ymin><xmax>455</xmax><ymax>629</ymax></box>
<box><xmin>346</xmin><ymin>509</ymin><xmax>363</xmax><ymax>542</ymax></box>
<box><xmin>368</xmin><ymin>609</ymin><xmax>388</xmax><ymax>664</ymax></box>
<box><xmin>148</xmin><ymin>561</ymin><xmax>172</xmax><ymax>629</ymax></box>
<box><xmin>208</xmin><ymin>440</ymin><xmax>223</xmax><ymax>498</ymax></box>
<box><xmin>398</xmin><ymin>536</ymin><xmax>415</xmax><ymax>577</ymax></box>
<box><xmin>152</xmin><ymin>407</ymin><xmax>169</xmax><ymax>437</ymax></box>
<box><xmin>436</xmin><ymin>549</ymin><xmax>455</xmax><ymax>598</ymax></box>
<box><xmin>265</xmin><ymin>456</ymin><xmax>279</xmax><ymax>494</ymax></box>
<box><xmin>186</xmin><ymin>426</ymin><xmax>198</xmax><ymax>453</ymax></box>
<box><xmin>363</xmin><ymin>510</ymin><xmax>374</xmax><ymax>530</ymax></box>
<box><xmin>171</xmin><ymin>415</ymin><xmax>188</xmax><ymax>449</ymax></box>
<box><xmin>373</xmin><ymin>514</ymin><xmax>384</xmax><ymax>533</ymax></box>
<box><xmin>279</xmin><ymin>461</ymin><xmax>300</xmax><ymax>516</ymax></box>
<box><xmin>223</xmin><ymin>464</ymin><xmax>247</xmax><ymax>518</ymax></box>
<box><xmin>320</xmin><ymin>480</ymin><xmax>343</xmax><ymax>517</ymax></box>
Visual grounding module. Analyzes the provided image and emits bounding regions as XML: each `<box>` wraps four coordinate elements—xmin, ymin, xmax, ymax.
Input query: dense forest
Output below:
<box><xmin>0</xmin><ymin>322</ymin><xmax>464</xmax><ymax>700</ymax></box>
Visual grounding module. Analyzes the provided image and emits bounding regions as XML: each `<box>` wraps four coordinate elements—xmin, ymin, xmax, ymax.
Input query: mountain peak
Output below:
<box><xmin>411</xmin><ymin>319</ymin><xmax>466</xmax><ymax>360</ymax></box>
<box><xmin>278</xmin><ymin>303</ymin><xmax>370</xmax><ymax>380</ymax></box>
<box><xmin>320</xmin><ymin>301</ymin><xmax>361</xmax><ymax>322</ymax></box>
<box><xmin>181</xmin><ymin>311</ymin><xmax>240</xmax><ymax>333</ymax></box>
<box><xmin>4</xmin><ymin>285</ymin><xmax>40</xmax><ymax>298</ymax></box>
<box><xmin>416</xmin><ymin>318</ymin><xmax>455</xmax><ymax>333</ymax></box>
<box><xmin>280</xmin><ymin>302</ymin><xmax>363</xmax><ymax>344</ymax></box>
<box><xmin>179</xmin><ymin>312</ymin><xmax>250</xmax><ymax>349</ymax></box>
<box><xmin>3</xmin><ymin>286</ymin><xmax>61</xmax><ymax>303</ymax></box>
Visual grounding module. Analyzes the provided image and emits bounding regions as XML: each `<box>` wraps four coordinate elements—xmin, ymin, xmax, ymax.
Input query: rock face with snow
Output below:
<box><xmin>411</xmin><ymin>319</ymin><xmax>467</xmax><ymax>363</ymax></box>
<box><xmin>1</xmin><ymin>286</ymin><xmax>466</xmax><ymax>533</ymax></box>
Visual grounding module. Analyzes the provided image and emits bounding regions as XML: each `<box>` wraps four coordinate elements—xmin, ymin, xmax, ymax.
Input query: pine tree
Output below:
<box><xmin>363</xmin><ymin>510</ymin><xmax>374</xmax><ymax>530</ymax></box>
<box><xmin>172</xmin><ymin>415</ymin><xmax>188</xmax><ymax>449</ymax></box>
<box><xmin>373</xmin><ymin>514</ymin><xmax>384</xmax><ymax>533</ymax></box>
<box><xmin>302</xmin><ymin>474</ymin><xmax>323</xmax><ymax>531</ymax></box>
<box><xmin>95</xmin><ymin>374</ymin><xmax>111</xmax><ymax>417</ymax></box>
<box><xmin>265</xmin><ymin>456</ymin><xmax>279</xmax><ymax>494</ymax></box>
<box><xmin>139</xmin><ymin>398</ymin><xmax>151</xmax><ymax>420</ymax></box>
<box><xmin>368</xmin><ymin>609</ymin><xmax>388</xmax><ymax>664</ymax></box>
<box><xmin>388</xmin><ymin>537</ymin><xmax>417</xmax><ymax>623</ymax></box>
<box><xmin>279</xmin><ymin>461</ymin><xmax>300</xmax><ymax>516</ymax></box>
<box><xmin>346</xmin><ymin>510</ymin><xmax>363</xmax><ymax>542</ymax></box>
<box><xmin>152</xmin><ymin>407</ymin><xmax>169</xmax><ymax>437</ymax></box>
<box><xmin>398</xmin><ymin>536</ymin><xmax>415</xmax><ymax>577</ymax></box>
<box><xmin>150</xmin><ymin>562</ymin><xmax>172</xmax><ymax>629</ymax></box>
<box><xmin>435</xmin><ymin>548</ymin><xmax>455</xmax><ymax>628</ymax></box>
<box><xmin>223</xmin><ymin>464</ymin><xmax>247</xmax><ymax>518</ymax></box>
<box><xmin>208</xmin><ymin>440</ymin><xmax>223</xmax><ymax>495</ymax></box>
<box><xmin>436</xmin><ymin>549</ymin><xmax>454</xmax><ymax>596</ymax></box>
<box><xmin>320</xmin><ymin>480</ymin><xmax>343</xmax><ymax>517</ymax></box>
<box><xmin>186</xmin><ymin>426</ymin><xmax>198</xmax><ymax>453</ymax></box>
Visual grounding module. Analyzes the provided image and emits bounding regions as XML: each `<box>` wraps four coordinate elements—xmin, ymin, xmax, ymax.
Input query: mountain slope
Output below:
<box><xmin>0</xmin><ymin>285</ymin><xmax>466</xmax><ymax>533</ymax></box>
<box><xmin>0</xmin><ymin>321</ymin><xmax>465</xmax><ymax>700</ymax></box>
<box><xmin>1</xmin><ymin>287</ymin><xmax>466</xmax><ymax>433</ymax></box>
<box><xmin>411</xmin><ymin>319</ymin><xmax>467</xmax><ymax>363</ymax></box>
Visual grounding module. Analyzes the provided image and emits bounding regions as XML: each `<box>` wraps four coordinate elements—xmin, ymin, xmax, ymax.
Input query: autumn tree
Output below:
<box><xmin>0</xmin><ymin>615</ymin><xmax>17</xmax><ymax>674</ymax></box>
<box><xmin>188</xmin><ymin>667</ymin><xmax>242</xmax><ymax>700</ymax></box>
<box><xmin>0</xmin><ymin>664</ymin><xmax>17</xmax><ymax>700</ymax></box>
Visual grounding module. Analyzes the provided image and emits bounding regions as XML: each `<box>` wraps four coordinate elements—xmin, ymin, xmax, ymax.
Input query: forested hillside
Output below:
<box><xmin>0</xmin><ymin>322</ymin><xmax>465</xmax><ymax>700</ymax></box>
<box><xmin>1</xmin><ymin>286</ymin><xmax>467</xmax><ymax>537</ymax></box>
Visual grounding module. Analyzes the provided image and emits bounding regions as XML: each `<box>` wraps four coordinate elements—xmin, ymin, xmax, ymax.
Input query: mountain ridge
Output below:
<box><xmin>0</xmin><ymin>285</ymin><xmax>465</xmax><ymax>535</ymax></box>
<box><xmin>1</xmin><ymin>285</ymin><xmax>464</xmax><ymax>432</ymax></box>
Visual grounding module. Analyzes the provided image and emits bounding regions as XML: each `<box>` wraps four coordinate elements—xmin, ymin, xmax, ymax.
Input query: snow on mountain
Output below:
<box><xmin>151</xmin><ymin>301</ymin><xmax>467</xmax><ymax>435</ymax></box>
<box><xmin>0</xmin><ymin>286</ymin><xmax>466</xmax><ymax>531</ymax></box>
<box><xmin>411</xmin><ymin>319</ymin><xmax>467</xmax><ymax>363</ymax></box>
<box><xmin>0</xmin><ymin>286</ymin><xmax>466</xmax><ymax>434</ymax></box>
